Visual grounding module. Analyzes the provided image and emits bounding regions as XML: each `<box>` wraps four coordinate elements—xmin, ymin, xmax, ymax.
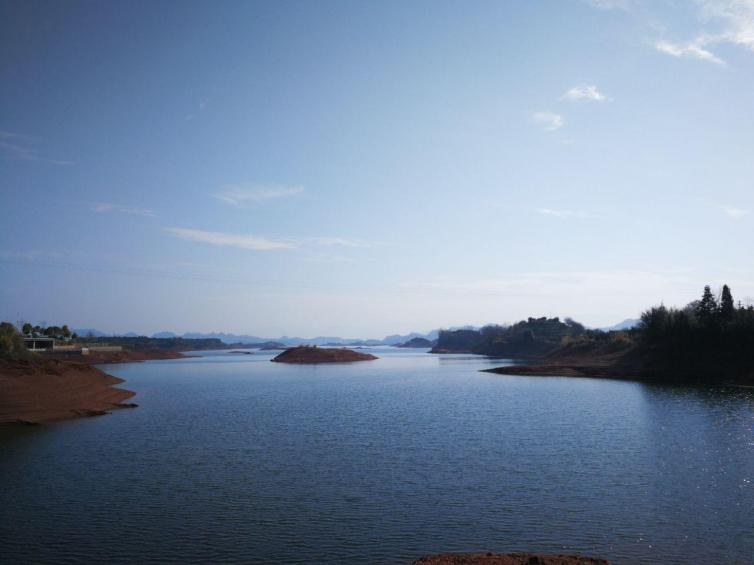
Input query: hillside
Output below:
<box><xmin>485</xmin><ymin>285</ymin><xmax>754</xmax><ymax>385</ymax></box>
<box><xmin>431</xmin><ymin>317</ymin><xmax>585</xmax><ymax>358</ymax></box>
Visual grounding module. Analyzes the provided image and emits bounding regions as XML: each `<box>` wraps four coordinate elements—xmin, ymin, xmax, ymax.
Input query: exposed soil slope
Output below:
<box><xmin>411</xmin><ymin>553</ymin><xmax>609</xmax><ymax>565</ymax></box>
<box><xmin>50</xmin><ymin>349</ymin><xmax>186</xmax><ymax>364</ymax></box>
<box><xmin>0</xmin><ymin>357</ymin><xmax>136</xmax><ymax>425</ymax></box>
<box><xmin>271</xmin><ymin>346</ymin><xmax>378</xmax><ymax>364</ymax></box>
<box><xmin>483</xmin><ymin>338</ymin><xmax>640</xmax><ymax>379</ymax></box>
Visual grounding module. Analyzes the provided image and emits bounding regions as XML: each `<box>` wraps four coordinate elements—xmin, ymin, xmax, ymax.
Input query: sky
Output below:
<box><xmin>1</xmin><ymin>0</ymin><xmax>754</xmax><ymax>338</ymax></box>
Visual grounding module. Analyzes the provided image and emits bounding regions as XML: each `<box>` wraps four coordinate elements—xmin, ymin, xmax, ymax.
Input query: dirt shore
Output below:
<box><xmin>49</xmin><ymin>348</ymin><xmax>187</xmax><ymax>364</ymax></box>
<box><xmin>0</xmin><ymin>357</ymin><xmax>136</xmax><ymax>425</ymax></box>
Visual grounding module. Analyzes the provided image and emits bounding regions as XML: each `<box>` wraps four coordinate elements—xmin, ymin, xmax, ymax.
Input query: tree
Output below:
<box><xmin>720</xmin><ymin>284</ymin><xmax>735</xmax><ymax>321</ymax></box>
<box><xmin>696</xmin><ymin>285</ymin><xmax>718</xmax><ymax>324</ymax></box>
<box><xmin>0</xmin><ymin>322</ymin><xmax>27</xmax><ymax>357</ymax></box>
<box><xmin>22</xmin><ymin>322</ymin><xmax>33</xmax><ymax>336</ymax></box>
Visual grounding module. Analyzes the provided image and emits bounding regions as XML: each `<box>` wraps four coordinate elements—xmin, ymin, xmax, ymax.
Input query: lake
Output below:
<box><xmin>1</xmin><ymin>348</ymin><xmax>752</xmax><ymax>564</ymax></box>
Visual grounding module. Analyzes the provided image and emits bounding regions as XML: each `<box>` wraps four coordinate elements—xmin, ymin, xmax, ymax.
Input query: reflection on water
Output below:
<box><xmin>1</xmin><ymin>348</ymin><xmax>752</xmax><ymax>564</ymax></box>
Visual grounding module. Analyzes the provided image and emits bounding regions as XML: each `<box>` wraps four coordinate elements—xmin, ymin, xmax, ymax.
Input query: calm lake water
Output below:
<box><xmin>1</xmin><ymin>348</ymin><xmax>753</xmax><ymax>564</ymax></box>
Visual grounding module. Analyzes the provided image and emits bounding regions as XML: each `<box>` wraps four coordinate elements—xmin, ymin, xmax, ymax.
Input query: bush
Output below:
<box><xmin>0</xmin><ymin>322</ymin><xmax>28</xmax><ymax>358</ymax></box>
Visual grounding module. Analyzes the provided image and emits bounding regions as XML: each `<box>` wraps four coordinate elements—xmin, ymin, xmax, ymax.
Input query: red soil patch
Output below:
<box><xmin>0</xmin><ymin>357</ymin><xmax>136</xmax><ymax>425</ymax></box>
<box><xmin>271</xmin><ymin>346</ymin><xmax>378</xmax><ymax>364</ymax></box>
<box><xmin>49</xmin><ymin>348</ymin><xmax>187</xmax><ymax>364</ymax></box>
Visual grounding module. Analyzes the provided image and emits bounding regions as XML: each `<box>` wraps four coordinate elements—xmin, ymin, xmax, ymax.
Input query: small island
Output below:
<box><xmin>396</xmin><ymin>337</ymin><xmax>435</xmax><ymax>348</ymax></box>
<box><xmin>271</xmin><ymin>345</ymin><xmax>378</xmax><ymax>364</ymax></box>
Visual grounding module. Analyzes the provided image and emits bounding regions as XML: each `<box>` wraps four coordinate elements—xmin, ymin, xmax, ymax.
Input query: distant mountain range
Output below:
<box><xmin>75</xmin><ymin>328</ymin><xmax>447</xmax><ymax>346</ymax></box>
<box><xmin>73</xmin><ymin>320</ymin><xmax>637</xmax><ymax>346</ymax></box>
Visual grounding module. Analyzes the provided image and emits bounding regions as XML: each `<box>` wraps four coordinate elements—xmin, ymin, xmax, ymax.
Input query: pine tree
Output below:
<box><xmin>696</xmin><ymin>285</ymin><xmax>718</xmax><ymax>324</ymax></box>
<box><xmin>720</xmin><ymin>284</ymin><xmax>735</xmax><ymax>321</ymax></box>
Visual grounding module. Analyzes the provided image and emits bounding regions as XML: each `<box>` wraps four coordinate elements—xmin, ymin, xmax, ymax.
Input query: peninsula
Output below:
<box><xmin>484</xmin><ymin>284</ymin><xmax>754</xmax><ymax>386</ymax></box>
<box><xmin>271</xmin><ymin>346</ymin><xmax>378</xmax><ymax>364</ymax></box>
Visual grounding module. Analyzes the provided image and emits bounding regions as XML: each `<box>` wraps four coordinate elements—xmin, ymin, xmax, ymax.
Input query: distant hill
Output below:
<box><xmin>72</xmin><ymin>328</ymin><xmax>109</xmax><ymax>338</ymax></box>
<box><xmin>142</xmin><ymin>329</ymin><xmax>449</xmax><ymax>346</ymax></box>
<box><xmin>599</xmin><ymin>318</ymin><xmax>640</xmax><ymax>331</ymax></box>
<box><xmin>431</xmin><ymin>317</ymin><xmax>587</xmax><ymax>358</ymax></box>
<box><xmin>396</xmin><ymin>337</ymin><xmax>435</xmax><ymax>348</ymax></box>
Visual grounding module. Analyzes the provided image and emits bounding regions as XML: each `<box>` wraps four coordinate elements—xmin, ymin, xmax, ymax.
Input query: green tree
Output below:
<box><xmin>720</xmin><ymin>284</ymin><xmax>735</xmax><ymax>321</ymax></box>
<box><xmin>696</xmin><ymin>285</ymin><xmax>718</xmax><ymax>324</ymax></box>
<box><xmin>22</xmin><ymin>322</ymin><xmax>33</xmax><ymax>336</ymax></box>
<box><xmin>0</xmin><ymin>322</ymin><xmax>27</xmax><ymax>357</ymax></box>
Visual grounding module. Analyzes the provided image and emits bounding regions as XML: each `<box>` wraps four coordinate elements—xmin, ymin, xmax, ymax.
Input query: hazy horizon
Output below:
<box><xmin>2</xmin><ymin>0</ymin><xmax>754</xmax><ymax>336</ymax></box>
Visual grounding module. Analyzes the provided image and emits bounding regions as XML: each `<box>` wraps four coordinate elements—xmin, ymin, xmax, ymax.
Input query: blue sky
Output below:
<box><xmin>1</xmin><ymin>0</ymin><xmax>753</xmax><ymax>337</ymax></box>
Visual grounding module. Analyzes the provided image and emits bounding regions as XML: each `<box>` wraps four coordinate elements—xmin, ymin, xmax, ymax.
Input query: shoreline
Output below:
<box><xmin>0</xmin><ymin>357</ymin><xmax>137</xmax><ymax>426</ymax></box>
<box><xmin>482</xmin><ymin>362</ymin><xmax>754</xmax><ymax>387</ymax></box>
<box><xmin>48</xmin><ymin>348</ymin><xmax>188</xmax><ymax>364</ymax></box>
<box><xmin>0</xmin><ymin>347</ymin><xmax>201</xmax><ymax>426</ymax></box>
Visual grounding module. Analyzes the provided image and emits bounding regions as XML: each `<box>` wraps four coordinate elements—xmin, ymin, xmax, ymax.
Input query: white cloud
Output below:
<box><xmin>654</xmin><ymin>39</ymin><xmax>727</xmax><ymax>65</ymax></box>
<box><xmin>92</xmin><ymin>203</ymin><xmax>156</xmax><ymax>217</ymax></box>
<box><xmin>723</xmin><ymin>206</ymin><xmax>749</xmax><ymax>219</ymax></box>
<box><xmin>166</xmin><ymin>228</ymin><xmax>376</xmax><ymax>251</ymax></box>
<box><xmin>698</xmin><ymin>0</ymin><xmax>754</xmax><ymax>51</ymax></box>
<box><xmin>652</xmin><ymin>0</ymin><xmax>754</xmax><ymax>66</ymax></box>
<box><xmin>536</xmin><ymin>208</ymin><xmax>592</xmax><ymax>219</ymax></box>
<box><xmin>562</xmin><ymin>85</ymin><xmax>610</xmax><ymax>102</ymax></box>
<box><xmin>213</xmin><ymin>184</ymin><xmax>304</xmax><ymax>206</ymax></box>
<box><xmin>166</xmin><ymin>227</ymin><xmax>296</xmax><ymax>251</ymax></box>
<box><xmin>532</xmin><ymin>112</ymin><xmax>565</xmax><ymax>131</ymax></box>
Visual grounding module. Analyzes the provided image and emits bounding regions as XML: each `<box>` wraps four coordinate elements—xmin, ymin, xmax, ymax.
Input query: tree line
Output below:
<box><xmin>638</xmin><ymin>284</ymin><xmax>754</xmax><ymax>379</ymax></box>
<box><xmin>20</xmin><ymin>323</ymin><xmax>76</xmax><ymax>340</ymax></box>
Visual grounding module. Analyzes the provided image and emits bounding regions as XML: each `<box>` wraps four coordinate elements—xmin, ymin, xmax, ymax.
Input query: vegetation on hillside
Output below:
<box><xmin>636</xmin><ymin>284</ymin><xmax>754</xmax><ymax>380</ymax></box>
<box><xmin>432</xmin><ymin>317</ymin><xmax>587</xmax><ymax>357</ymax></box>
<box><xmin>75</xmin><ymin>335</ymin><xmax>228</xmax><ymax>351</ymax></box>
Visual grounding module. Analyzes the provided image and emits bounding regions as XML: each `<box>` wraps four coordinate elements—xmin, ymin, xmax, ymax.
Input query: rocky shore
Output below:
<box><xmin>0</xmin><ymin>357</ymin><xmax>136</xmax><ymax>425</ymax></box>
<box><xmin>271</xmin><ymin>346</ymin><xmax>378</xmax><ymax>364</ymax></box>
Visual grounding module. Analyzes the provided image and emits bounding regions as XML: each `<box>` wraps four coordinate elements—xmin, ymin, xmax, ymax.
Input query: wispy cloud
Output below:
<box><xmin>402</xmin><ymin>269</ymin><xmax>694</xmax><ymax>298</ymax></box>
<box><xmin>304</xmin><ymin>237</ymin><xmax>374</xmax><ymax>248</ymax></box>
<box><xmin>562</xmin><ymin>85</ymin><xmax>610</xmax><ymax>102</ymax></box>
<box><xmin>92</xmin><ymin>203</ymin><xmax>157</xmax><ymax>217</ymax></box>
<box><xmin>213</xmin><ymin>184</ymin><xmax>304</xmax><ymax>207</ymax></box>
<box><xmin>532</xmin><ymin>112</ymin><xmax>564</xmax><ymax>131</ymax></box>
<box><xmin>166</xmin><ymin>227</ymin><xmax>375</xmax><ymax>252</ymax></box>
<box><xmin>536</xmin><ymin>208</ymin><xmax>593</xmax><ymax>219</ymax></box>
<box><xmin>166</xmin><ymin>228</ymin><xmax>296</xmax><ymax>251</ymax></box>
<box><xmin>652</xmin><ymin>0</ymin><xmax>754</xmax><ymax>66</ymax></box>
<box><xmin>0</xmin><ymin>130</ymin><xmax>73</xmax><ymax>165</ymax></box>
<box><xmin>583</xmin><ymin>0</ymin><xmax>633</xmax><ymax>10</ymax></box>
<box><xmin>302</xmin><ymin>253</ymin><xmax>357</xmax><ymax>264</ymax></box>
<box><xmin>723</xmin><ymin>206</ymin><xmax>749</xmax><ymax>219</ymax></box>
<box><xmin>699</xmin><ymin>0</ymin><xmax>754</xmax><ymax>51</ymax></box>
<box><xmin>654</xmin><ymin>39</ymin><xmax>727</xmax><ymax>65</ymax></box>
